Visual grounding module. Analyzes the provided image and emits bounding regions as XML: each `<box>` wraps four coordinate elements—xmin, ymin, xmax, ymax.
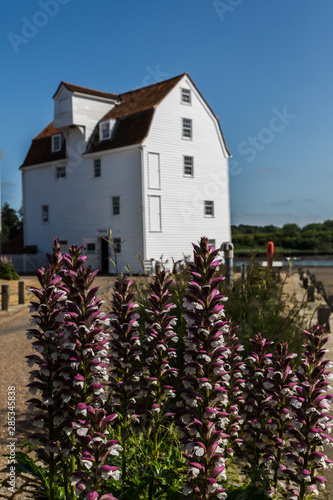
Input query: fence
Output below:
<box><xmin>3</xmin><ymin>254</ymin><xmax>49</xmax><ymax>273</ymax></box>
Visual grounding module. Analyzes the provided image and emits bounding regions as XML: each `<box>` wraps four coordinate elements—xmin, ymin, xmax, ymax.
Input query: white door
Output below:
<box><xmin>149</xmin><ymin>195</ymin><xmax>161</xmax><ymax>231</ymax></box>
<box><xmin>148</xmin><ymin>153</ymin><xmax>160</xmax><ymax>189</ymax></box>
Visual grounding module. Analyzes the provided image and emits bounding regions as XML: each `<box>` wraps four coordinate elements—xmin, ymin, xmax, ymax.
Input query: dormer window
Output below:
<box><xmin>51</xmin><ymin>134</ymin><xmax>62</xmax><ymax>152</ymax></box>
<box><xmin>99</xmin><ymin>119</ymin><xmax>116</xmax><ymax>141</ymax></box>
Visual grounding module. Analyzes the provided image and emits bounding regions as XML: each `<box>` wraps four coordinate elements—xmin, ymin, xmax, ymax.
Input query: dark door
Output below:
<box><xmin>100</xmin><ymin>238</ymin><xmax>109</xmax><ymax>272</ymax></box>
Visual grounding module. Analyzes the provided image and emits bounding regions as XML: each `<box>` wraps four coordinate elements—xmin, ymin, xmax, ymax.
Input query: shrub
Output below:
<box><xmin>0</xmin><ymin>258</ymin><xmax>19</xmax><ymax>280</ymax></box>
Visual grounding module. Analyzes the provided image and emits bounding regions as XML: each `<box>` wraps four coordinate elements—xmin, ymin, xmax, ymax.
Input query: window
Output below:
<box><xmin>184</xmin><ymin>156</ymin><xmax>194</xmax><ymax>176</ymax></box>
<box><xmin>60</xmin><ymin>241</ymin><xmax>67</xmax><ymax>253</ymax></box>
<box><xmin>182</xmin><ymin>118</ymin><xmax>192</xmax><ymax>139</ymax></box>
<box><xmin>99</xmin><ymin>119</ymin><xmax>116</xmax><ymax>141</ymax></box>
<box><xmin>100</xmin><ymin>121</ymin><xmax>111</xmax><ymax>140</ymax></box>
<box><xmin>204</xmin><ymin>201</ymin><xmax>214</xmax><ymax>217</ymax></box>
<box><xmin>208</xmin><ymin>239</ymin><xmax>216</xmax><ymax>248</ymax></box>
<box><xmin>87</xmin><ymin>243</ymin><xmax>96</xmax><ymax>252</ymax></box>
<box><xmin>113</xmin><ymin>237</ymin><xmax>121</xmax><ymax>254</ymax></box>
<box><xmin>94</xmin><ymin>159</ymin><xmax>101</xmax><ymax>178</ymax></box>
<box><xmin>56</xmin><ymin>166</ymin><xmax>66</xmax><ymax>179</ymax></box>
<box><xmin>42</xmin><ymin>205</ymin><xmax>49</xmax><ymax>223</ymax></box>
<box><xmin>51</xmin><ymin>134</ymin><xmax>62</xmax><ymax>152</ymax></box>
<box><xmin>112</xmin><ymin>196</ymin><xmax>120</xmax><ymax>216</ymax></box>
<box><xmin>181</xmin><ymin>88</ymin><xmax>191</xmax><ymax>104</ymax></box>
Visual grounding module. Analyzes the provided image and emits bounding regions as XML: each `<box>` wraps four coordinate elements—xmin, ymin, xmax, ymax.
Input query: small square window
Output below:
<box><xmin>42</xmin><ymin>205</ymin><xmax>49</xmax><ymax>223</ymax></box>
<box><xmin>204</xmin><ymin>201</ymin><xmax>214</xmax><ymax>217</ymax></box>
<box><xmin>56</xmin><ymin>166</ymin><xmax>66</xmax><ymax>179</ymax></box>
<box><xmin>59</xmin><ymin>240</ymin><xmax>67</xmax><ymax>253</ymax></box>
<box><xmin>112</xmin><ymin>196</ymin><xmax>120</xmax><ymax>216</ymax></box>
<box><xmin>208</xmin><ymin>239</ymin><xmax>216</xmax><ymax>248</ymax></box>
<box><xmin>184</xmin><ymin>156</ymin><xmax>194</xmax><ymax>176</ymax></box>
<box><xmin>52</xmin><ymin>134</ymin><xmax>61</xmax><ymax>152</ymax></box>
<box><xmin>87</xmin><ymin>243</ymin><xmax>96</xmax><ymax>252</ymax></box>
<box><xmin>94</xmin><ymin>159</ymin><xmax>101</xmax><ymax>178</ymax></box>
<box><xmin>181</xmin><ymin>88</ymin><xmax>191</xmax><ymax>104</ymax></box>
<box><xmin>113</xmin><ymin>237</ymin><xmax>121</xmax><ymax>254</ymax></box>
<box><xmin>182</xmin><ymin>118</ymin><xmax>192</xmax><ymax>139</ymax></box>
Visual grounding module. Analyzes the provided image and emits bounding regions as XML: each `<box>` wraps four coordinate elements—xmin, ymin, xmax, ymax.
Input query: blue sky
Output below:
<box><xmin>1</xmin><ymin>0</ymin><xmax>332</xmax><ymax>227</ymax></box>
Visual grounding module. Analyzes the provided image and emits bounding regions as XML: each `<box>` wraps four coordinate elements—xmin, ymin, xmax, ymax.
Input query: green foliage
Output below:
<box><xmin>103</xmin><ymin>429</ymin><xmax>186</xmax><ymax>499</ymax></box>
<box><xmin>220</xmin><ymin>260</ymin><xmax>308</xmax><ymax>358</ymax></box>
<box><xmin>14</xmin><ymin>451</ymin><xmax>65</xmax><ymax>499</ymax></box>
<box><xmin>1</xmin><ymin>202</ymin><xmax>23</xmax><ymax>244</ymax></box>
<box><xmin>232</xmin><ymin>221</ymin><xmax>333</xmax><ymax>253</ymax></box>
<box><xmin>0</xmin><ymin>259</ymin><xmax>20</xmax><ymax>280</ymax></box>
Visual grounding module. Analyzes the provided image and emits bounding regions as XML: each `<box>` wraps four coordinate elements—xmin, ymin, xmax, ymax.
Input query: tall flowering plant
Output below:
<box><xmin>263</xmin><ymin>341</ymin><xmax>298</xmax><ymax>494</ymax></box>
<box><xmin>25</xmin><ymin>239</ymin><xmax>66</xmax><ymax>500</ymax></box>
<box><xmin>142</xmin><ymin>270</ymin><xmax>178</xmax><ymax>458</ymax></box>
<box><xmin>239</xmin><ymin>334</ymin><xmax>275</xmax><ymax>492</ymax></box>
<box><xmin>178</xmin><ymin>238</ymin><xmax>230</xmax><ymax>500</ymax></box>
<box><xmin>108</xmin><ymin>276</ymin><xmax>142</xmax><ymax>487</ymax></box>
<box><xmin>283</xmin><ymin>325</ymin><xmax>333</xmax><ymax>499</ymax></box>
<box><xmin>57</xmin><ymin>244</ymin><xmax>119</xmax><ymax>499</ymax></box>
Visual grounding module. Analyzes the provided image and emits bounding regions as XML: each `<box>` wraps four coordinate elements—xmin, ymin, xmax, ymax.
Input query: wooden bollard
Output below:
<box><xmin>303</xmin><ymin>277</ymin><xmax>308</xmax><ymax>289</ymax></box>
<box><xmin>318</xmin><ymin>306</ymin><xmax>331</xmax><ymax>333</ymax></box>
<box><xmin>307</xmin><ymin>285</ymin><xmax>315</xmax><ymax>302</ymax></box>
<box><xmin>1</xmin><ymin>284</ymin><xmax>9</xmax><ymax>311</ymax></box>
<box><xmin>18</xmin><ymin>280</ymin><xmax>25</xmax><ymax>305</ymax></box>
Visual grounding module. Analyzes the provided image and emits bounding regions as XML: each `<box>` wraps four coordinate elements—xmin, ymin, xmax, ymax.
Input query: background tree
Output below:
<box><xmin>1</xmin><ymin>202</ymin><xmax>23</xmax><ymax>244</ymax></box>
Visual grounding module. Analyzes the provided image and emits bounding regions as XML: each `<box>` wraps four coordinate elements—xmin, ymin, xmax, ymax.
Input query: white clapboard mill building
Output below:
<box><xmin>20</xmin><ymin>73</ymin><xmax>231</xmax><ymax>273</ymax></box>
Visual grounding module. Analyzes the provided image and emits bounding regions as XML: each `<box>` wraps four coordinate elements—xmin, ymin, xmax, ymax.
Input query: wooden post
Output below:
<box><xmin>1</xmin><ymin>284</ymin><xmax>9</xmax><ymax>311</ymax></box>
<box><xmin>318</xmin><ymin>306</ymin><xmax>330</xmax><ymax>333</ymax></box>
<box><xmin>241</xmin><ymin>263</ymin><xmax>247</xmax><ymax>280</ymax></box>
<box><xmin>303</xmin><ymin>277</ymin><xmax>308</xmax><ymax>289</ymax></box>
<box><xmin>307</xmin><ymin>285</ymin><xmax>315</xmax><ymax>302</ymax></box>
<box><xmin>18</xmin><ymin>280</ymin><xmax>25</xmax><ymax>304</ymax></box>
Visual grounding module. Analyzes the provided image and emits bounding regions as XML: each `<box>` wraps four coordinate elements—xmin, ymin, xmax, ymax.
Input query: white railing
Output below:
<box><xmin>3</xmin><ymin>254</ymin><xmax>49</xmax><ymax>273</ymax></box>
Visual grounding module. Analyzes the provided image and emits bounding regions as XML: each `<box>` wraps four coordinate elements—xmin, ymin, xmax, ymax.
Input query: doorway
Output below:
<box><xmin>100</xmin><ymin>238</ymin><xmax>109</xmax><ymax>272</ymax></box>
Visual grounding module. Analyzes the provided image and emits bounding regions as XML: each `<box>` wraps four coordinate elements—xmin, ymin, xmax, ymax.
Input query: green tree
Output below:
<box><xmin>1</xmin><ymin>202</ymin><xmax>23</xmax><ymax>244</ymax></box>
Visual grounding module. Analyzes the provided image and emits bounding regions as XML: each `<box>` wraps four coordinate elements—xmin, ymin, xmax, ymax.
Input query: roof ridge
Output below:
<box><xmin>119</xmin><ymin>72</ymin><xmax>187</xmax><ymax>98</ymax></box>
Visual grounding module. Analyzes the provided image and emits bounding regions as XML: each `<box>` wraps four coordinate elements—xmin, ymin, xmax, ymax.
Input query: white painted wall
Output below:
<box><xmin>22</xmin><ymin>141</ymin><xmax>144</xmax><ymax>273</ymax></box>
<box><xmin>54</xmin><ymin>85</ymin><xmax>116</xmax><ymax>142</ymax></box>
<box><xmin>143</xmin><ymin>75</ymin><xmax>231</xmax><ymax>265</ymax></box>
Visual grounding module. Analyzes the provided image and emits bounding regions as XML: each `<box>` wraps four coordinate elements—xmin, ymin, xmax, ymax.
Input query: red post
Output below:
<box><xmin>267</xmin><ymin>241</ymin><xmax>274</xmax><ymax>269</ymax></box>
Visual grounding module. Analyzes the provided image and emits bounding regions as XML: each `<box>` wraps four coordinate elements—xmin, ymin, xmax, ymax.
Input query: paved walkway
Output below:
<box><xmin>289</xmin><ymin>272</ymin><xmax>333</xmax><ymax>499</ymax></box>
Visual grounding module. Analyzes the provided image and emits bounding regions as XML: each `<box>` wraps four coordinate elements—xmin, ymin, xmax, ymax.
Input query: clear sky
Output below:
<box><xmin>1</xmin><ymin>0</ymin><xmax>332</xmax><ymax>227</ymax></box>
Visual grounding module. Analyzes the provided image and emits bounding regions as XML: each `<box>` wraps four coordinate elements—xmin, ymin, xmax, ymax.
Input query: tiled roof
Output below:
<box><xmin>21</xmin><ymin>73</ymin><xmax>230</xmax><ymax>167</ymax></box>
<box><xmin>53</xmin><ymin>81</ymin><xmax>118</xmax><ymax>101</ymax></box>
<box><xmin>21</xmin><ymin>122</ymin><xmax>66</xmax><ymax>168</ymax></box>
<box><xmin>86</xmin><ymin>74</ymin><xmax>185</xmax><ymax>153</ymax></box>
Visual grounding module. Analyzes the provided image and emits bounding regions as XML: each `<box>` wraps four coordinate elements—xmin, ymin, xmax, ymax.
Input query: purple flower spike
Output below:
<box><xmin>142</xmin><ymin>270</ymin><xmax>179</xmax><ymax>459</ymax></box>
<box><xmin>179</xmin><ymin>237</ymin><xmax>229</xmax><ymax>499</ymax></box>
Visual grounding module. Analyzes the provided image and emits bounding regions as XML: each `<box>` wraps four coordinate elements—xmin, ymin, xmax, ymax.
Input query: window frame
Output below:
<box><xmin>56</xmin><ymin>165</ymin><xmax>66</xmax><ymax>179</ymax></box>
<box><xmin>87</xmin><ymin>243</ymin><xmax>96</xmax><ymax>253</ymax></box>
<box><xmin>112</xmin><ymin>196</ymin><xmax>120</xmax><ymax>216</ymax></box>
<box><xmin>94</xmin><ymin>158</ymin><xmax>101</xmax><ymax>178</ymax></box>
<box><xmin>51</xmin><ymin>134</ymin><xmax>62</xmax><ymax>152</ymax></box>
<box><xmin>42</xmin><ymin>205</ymin><xmax>49</xmax><ymax>223</ymax></box>
<box><xmin>208</xmin><ymin>239</ymin><xmax>216</xmax><ymax>249</ymax></box>
<box><xmin>182</xmin><ymin>118</ymin><xmax>192</xmax><ymax>140</ymax></box>
<box><xmin>181</xmin><ymin>88</ymin><xmax>191</xmax><ymax>105</ymax></box>
<box><xmin>204</xmin><ymin>200</ymin><xmax>215</xmax><ymax>218</ymax></box>
<box><xmin>113</xmin><ymin>237</ymin><xmax>122</xmax><ymax>254</ymax></box>
<box><xmin>183</xmin><ymin>155</ymin><xmax>194</xmax><ymax>177</ymax></box>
